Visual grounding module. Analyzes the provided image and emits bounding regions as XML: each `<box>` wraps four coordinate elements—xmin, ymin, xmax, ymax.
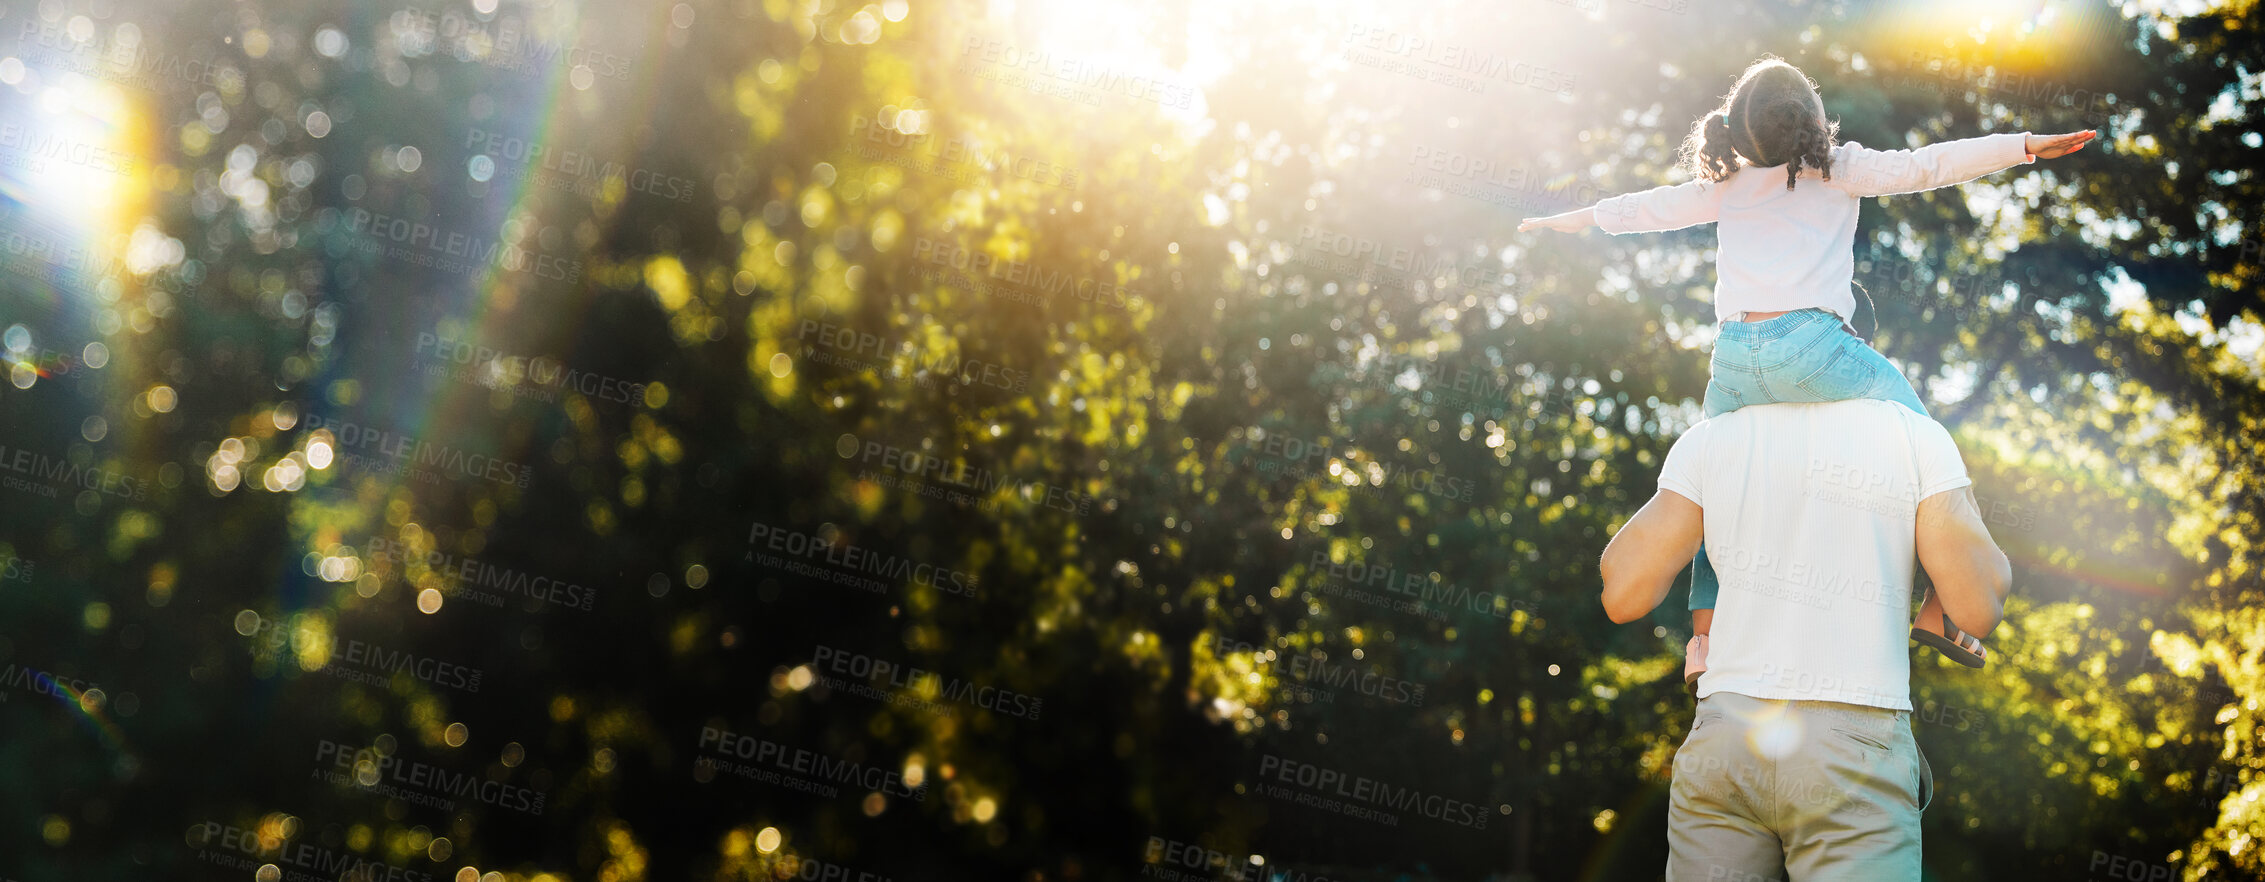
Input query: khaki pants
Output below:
<box><xmin>1665</xmin><ymin>692</ymin><xmax>1933</xmax><ymax>881</ymax></box>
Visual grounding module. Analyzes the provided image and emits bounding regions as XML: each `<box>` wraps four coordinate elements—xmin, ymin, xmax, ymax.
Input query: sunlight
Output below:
<box><xmin>983</xmin><ymin>0</ymin><xmax>1216</xmax><ymax>125</ymax></box>
<box><xmin>0</xmin><ymin>69</ymin><xmax>139</xmax><ymax>240</ymax></box>
<box><xmin>0</xmin><ymin>20</ymin><xmax>159</xmax><ymax>341</ymax></box>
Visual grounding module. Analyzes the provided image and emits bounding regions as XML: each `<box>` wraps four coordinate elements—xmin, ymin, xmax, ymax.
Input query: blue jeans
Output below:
<box><xmin>1688</xmin><ymin>309</ymin><xmax>1928</xmax><ymax>611</ymax></box>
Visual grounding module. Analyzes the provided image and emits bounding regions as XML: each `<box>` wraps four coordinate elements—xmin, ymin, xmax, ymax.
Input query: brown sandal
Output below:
<box><xmin>1911</xmin><ymin>589</ymin><xmax>1987</xmax><ymax>668</ymax></box>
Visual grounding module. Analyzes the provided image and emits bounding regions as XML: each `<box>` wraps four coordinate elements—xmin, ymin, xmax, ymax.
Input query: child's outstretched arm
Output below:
<box><xmin>1834</xmin><ymin>130</ymin><xmax>2095</xmax><ymax>197</ymax></box>
<box><xmin>1521</xmin><ymin>179</ymin><xmax>1723</xmax><ymax>235</ymax></box>
<box><xmin>2026</xmin><ymin>130</ymin><xmax>2098</xmax><ymax>159</ymax></box>
<box><xmin>1517</xmin><ymin>206</ymin><xmax>1596</xmax><ymax>233</ymax></box>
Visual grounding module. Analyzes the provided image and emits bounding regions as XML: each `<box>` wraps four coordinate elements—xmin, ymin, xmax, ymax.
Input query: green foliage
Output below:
<box><xmin>0</xmin><ymin>0</ymin><xmax>2259</xmax><ymax>880</ymax></box>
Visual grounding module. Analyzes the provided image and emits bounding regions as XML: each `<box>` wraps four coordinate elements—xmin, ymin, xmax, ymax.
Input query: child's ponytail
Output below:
<box><xmin>1682</xmin><ymin>111</ymin><xmax>1741</xmax><ymax>183</ymax></box>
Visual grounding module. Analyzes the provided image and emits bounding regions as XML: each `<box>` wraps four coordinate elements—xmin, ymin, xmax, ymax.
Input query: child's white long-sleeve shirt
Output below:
<box><xmin>1594</xmin><ymin>133</ymin><xmax>2035</xmax><ymax>323</ymax></box>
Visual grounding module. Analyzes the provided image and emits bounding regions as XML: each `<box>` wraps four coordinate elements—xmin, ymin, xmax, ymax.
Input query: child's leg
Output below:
<box><xmin>1687</xmin><ymin>368</ymin><xmax>1752</xmax><ymax>631</ymax></box>
<box><xmin>1757</xmin><ymin>317</ymin><xmax>1929</xmax><ymax>417</ymax></box>
<box><xmin>1684</xmin><ymin>372</ymin><xmax>1748</xmax><ymax>684</ymax></box>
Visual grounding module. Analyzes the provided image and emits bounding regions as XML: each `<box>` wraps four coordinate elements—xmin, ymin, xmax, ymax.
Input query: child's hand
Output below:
<box><xmin>2025</xmin><ymin>130</ymin><xmax>2097</xmax><ymax>159</ymax></box>
<box><xmin>1519</xmin><ymin>208</ymin><xmax>1594</xmax><ymax>233</ymax></box>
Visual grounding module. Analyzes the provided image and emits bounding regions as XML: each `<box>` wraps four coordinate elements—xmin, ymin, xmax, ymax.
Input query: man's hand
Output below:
<box><xmin>1519</xmin><ymin>207</ymin><xmax>1597</xmax><ymax>234</ymax></box>
<box><xmin>2025</xmin><ymin>130</ymin><xmax>2097</xmax><ymax>160</ymax></box>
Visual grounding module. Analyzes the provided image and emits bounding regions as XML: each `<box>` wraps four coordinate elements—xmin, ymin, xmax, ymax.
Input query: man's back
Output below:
<box><xmin>1600</xmin><ymin>394</ymin><xmax>2008</xmax><ymax>880</ymax></box>
<box><xmin>1657</xmin><ymin>398</ymin><xmax>1972</xmax><ymax>711</ymax></box>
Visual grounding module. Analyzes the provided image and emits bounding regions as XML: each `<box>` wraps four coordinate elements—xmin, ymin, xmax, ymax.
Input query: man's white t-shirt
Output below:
<box><xmin>1657</xmin><ymin>399</ymin><xmax>1973</xmax><ymax>711</ymax></box>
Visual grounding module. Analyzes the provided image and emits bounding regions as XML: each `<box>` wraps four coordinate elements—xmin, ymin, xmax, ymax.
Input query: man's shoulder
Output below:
<box><xmin>1674</xmin><ymin>401</ymin><xmax>1955</xmax><ymax>468</ymax></box>
<box><xmin>1692</xmin><ymin>401</ymin><xmax>1951</xmax><ymax>460</ymax></box>
<box><xmin>1706</xmin><ymin>399</ymin><xmax>1929</xmax><ymax>428</ymax></box>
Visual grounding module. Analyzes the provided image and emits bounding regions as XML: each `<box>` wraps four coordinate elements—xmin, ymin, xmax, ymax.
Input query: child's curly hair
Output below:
<box><xmin>1680</xmin><ymin>56</ymin><xmax>1839</xmax><ymax>190</ymax></box>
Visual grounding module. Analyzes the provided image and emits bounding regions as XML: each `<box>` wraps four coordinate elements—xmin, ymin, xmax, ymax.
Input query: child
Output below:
<box><xmin>1518</xmin><ymin>56</ymin><xmax>2094</xmax><ymax>685</ymax></box>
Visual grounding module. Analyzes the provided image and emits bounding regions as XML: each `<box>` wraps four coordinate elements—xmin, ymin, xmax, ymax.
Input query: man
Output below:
<box><xmin>1597</xmin><ymin>398</ymin><xmax>2012</xmax><ymax>879</ymax></box>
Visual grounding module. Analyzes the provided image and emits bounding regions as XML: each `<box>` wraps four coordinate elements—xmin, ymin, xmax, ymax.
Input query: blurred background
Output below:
<box><xmin>0</xmin><ymin>0</ymin><xmax>2259</xmax><ymax>878</ymax></box>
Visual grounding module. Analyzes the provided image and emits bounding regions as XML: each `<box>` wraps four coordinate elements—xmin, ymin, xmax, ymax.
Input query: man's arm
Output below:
<box><xmin>1915</xmin><ymin>486</ymin><xmax>2012</xmax><ymax>636</ymax></box>
<box><xmin>1599</xmin><ymin>489</ymin><xmax>1704</xmax><ymax>624</ymax></box>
